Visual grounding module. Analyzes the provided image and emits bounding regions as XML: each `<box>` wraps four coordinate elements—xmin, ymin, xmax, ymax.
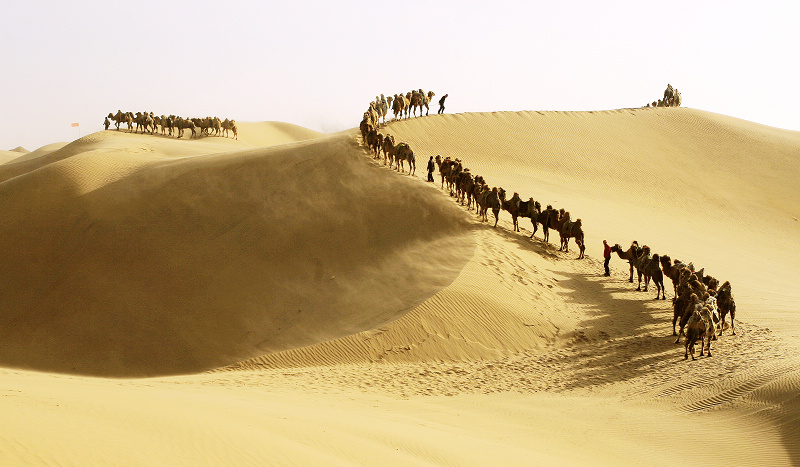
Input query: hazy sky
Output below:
<box><xmin>2</xmin><ymin>0</ymin><xmax>798</xmax><ymax>151</ymax></box>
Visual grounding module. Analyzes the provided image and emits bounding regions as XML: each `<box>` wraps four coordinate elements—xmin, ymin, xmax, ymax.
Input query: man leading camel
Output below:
<box><xmin>438</xmin><ymin>94</ymin><xmax>449</xmax><ymax>114</ymax></box>
<box><xmin>603</xmin><ymin>240</ymin><xmax>612</xmax><ymax>276</ymax></box>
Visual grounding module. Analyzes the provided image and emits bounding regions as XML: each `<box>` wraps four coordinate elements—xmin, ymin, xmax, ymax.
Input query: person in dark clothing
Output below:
<box><xmin>603</xmin><ymin>240</ymin><xmax>612</xmax><ymax>276</ymax></box>
<box><xmin>438</xmin><ymin>94</ymin><xmax>448</xmax><ymax>114</ymax></box>
<box><xmin>427</xmin><ymin>156</ymin><xmax>436</xmax><ymax>182</ymax></box>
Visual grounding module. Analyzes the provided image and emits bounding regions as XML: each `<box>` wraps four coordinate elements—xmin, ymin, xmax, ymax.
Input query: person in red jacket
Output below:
<box><xmin>603</xmin><ymin>240</ymin><xmax>612</xmax><ymax>276</ymax></box>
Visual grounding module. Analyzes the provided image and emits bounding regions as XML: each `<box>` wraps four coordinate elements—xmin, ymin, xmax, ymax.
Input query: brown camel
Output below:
<box><xmin>458</xmin><ymin>170</ymin><xmax>475</xmax><ymax>206</ymax></box>
<box><xmin>610</xmin><ymin>241</ymin><xmax>640</xmax><ymax>283</ymax></box>
<box><xmin>631</xmin><ymin>245</ymin><xmax>656</xmax><ymax>292</ymax></box>
<box><xmin>471</xmin><ymin>177</ymin><xmax>486</xmax><ymax>213</ymax></box>
<box><xmin>559</xmin><ymin>218</ymin><xmax>586</xmax><ymax>259</ymax></box>
<box><xmin>716</xmin><ymin>281</ymin><xmax>737</xmax><ymax>336</ymax></box>
<box><xmin>518</xmin><ymin>199</ymin><xmax>542</xmax><ymax>238</ymax></box>
<box><xmin>366</xmin><ymin>129</ymin><xmax>380</xmax><ymax>158</ymax></box>
<box><xmin>659</xmin><ymin>255</ymin><xmax>683</xmax><ymax>299</ymax></box>
<box><xmin>645</xmin><ymin>253</ymin><xmax>666</xmax><ymax>300</ymax></box>
<box><xmin>394</xmin><ymin>143</ymin><xmax>416</xmax><ymax>175</ymax></box>
<box><xmin>541</xmin><ymin>208</ymin><xmax>568</xmax><ymax>244</ymax></box>
<box><xmin>673</xmin><ymin>278</ymin><xmax>708</xmax><ymax>342</ymax></box>
<box><xmin>683</xmin><ymin>295</ymin><xmax>711</xmax><ymax>360</ymax></box>
<box><xmin>477</xmin><ymin>186</ymin><xmax>501</xmax><ymax>227</ymax></box>
<box><xmin>500</xmin><ymin>190</ymin><xmax>523</xmax><ymax>232</ymax></box>
<box><xmin>382</xmin><ymin>134</ymin><xmax>395</xmax><ymax>166</ymax></box>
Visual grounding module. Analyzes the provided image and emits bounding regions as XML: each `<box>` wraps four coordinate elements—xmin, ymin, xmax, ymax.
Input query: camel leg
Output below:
<box><xmin>674</xmin><ymin>329</ymin><xmax>683</xmax><ymax>345</ymax></box>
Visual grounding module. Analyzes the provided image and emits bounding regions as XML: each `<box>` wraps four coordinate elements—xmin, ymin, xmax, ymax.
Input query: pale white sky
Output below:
<box><xmin>2</xmin><ymin>0</ymin><xmax>798</xmax><ymax>151</ymax></box>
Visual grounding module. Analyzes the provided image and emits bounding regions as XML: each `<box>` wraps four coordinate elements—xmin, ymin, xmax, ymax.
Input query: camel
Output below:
<box><xmin>471</xmin><ymin>176</ymin><xmax>485</xmax><ymax>213</ymax></box>
<box><xmin>442</xmin><ymin>159</ymin><xmax>462</xmax><ymax>194</ymax></box>
<box><xmin>366</xmin><ymin>130</ymin><xmax>380</xmax><ymax>158</ymax></box>
<box><xmin>458</xmin><ymin>170</ymin><xmax>475</xmax><ymax>206</ymax></box>
<box><xmin>480</xmin><ymin>187</ymin><xmax>501</xmax><ymax>227</ymax></box>
<box><xmin>645</xmin><ymin>253</ymin><xmax>666</xmax><ymax>300</ymax></box>
<box><xmin>366</xmin><ymin>102</ymin><xmax>379</xmax><ymax>128</ymax></box>
<box><xmin>392</xmin><ymin>94</ymin><xmax>406</xmax><ymax>120</ymax></box>
<box><xmin>548</xmin><ymin>209</ymin><xmax>570</xmax><ymax>243</ymax></box>
<box><xmin>174</xmin><ymin>117</ymin><xmax>197</xmax><ymax>138</ymax></box>
<box><xmin>540</xmin><ymin>207</ymin><xmax>568</xmax><ymax>244</ymax></box>
<box><xmin>631</xmin><ymin>245</ymin><xmax>657</xmax><ymax>292</ymax></box>
<box><xmin>559</xmin><ymin>218</ymin><xmax>585</xmax><ymax>259</ymax></box>
<box><xmin>610</xmin><ymin>241</ymin><xmax>640</xmax><ymax>283</ymax></box>
<box><xmin>382</xmin><ymin>134</ymin><xmax>395</xmax><ymax>166</ymax></box>
<box><xmin>533</xmin><ymin>205</ymin><xmax>554</xmax><ymax>241</ymax></box>
<box><xmin>659</xmin><ymin>255</ymin><xmax>686</xmax><ymax>299</ymax></box>
<box><xmin>420</xmin><ymin>90</ymin><xmax>435</xmax><ymax>116</ymax></box>
<box><xmin>377</xmin><ymin>95</ymin><xmax>389</xmax><ymax>123</ymax></box>
<box><xmin>409</xmin><ymin>90</ymin><xmax>423</xmax><ymax>117</ymax></box>
<box><xmin>684</xmin><ymin>295</ymin><xmax>714</xmax><ymax>360</ymax></box>
<box><xmin>518</xmin><ymin>199</ymin><xmax>542</xmax><ymax>238</ymax></box>
<box><xmin>107</xmin><ymin>112</ymin><xmax>121</xmax><ymax>130</ymax></box>
<box><xmin>108</xmin><ymin>110</ymin><xmax>131</xmax><ymax>131</ymax></box>
<box><xmin>394</xmin><ymin>143</ymin><xmax>415</xmax><ymax>175</ymax></box>
<box><xmin>673</xmin><ymin>278</ymin><xmax>708</xmax><ymax>342</ymax></box>
<box><xmin>221</xmin><ymin>119</ymin><xmax>237</xmax><ymax>139</ymax></box>
<box><xmin>716</xmin><ymin>281</ymin><xmax>737</xmax><ymax>335</ymax></box>
<box><xmin>500</xmin><ymin>190</ymin><xmax>523</xmax><ymax>232</ymax></box>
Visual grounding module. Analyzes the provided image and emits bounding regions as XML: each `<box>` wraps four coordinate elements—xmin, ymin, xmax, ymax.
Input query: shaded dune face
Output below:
<box><xmin>0</xmin><ymin>132</ymin><xmax>474</xmax><ymax>376</ymax></box>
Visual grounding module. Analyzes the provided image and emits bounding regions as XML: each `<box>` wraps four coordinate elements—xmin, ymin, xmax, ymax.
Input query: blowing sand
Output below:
<box><xmin>1</xmin><ymin>109</ymin><xmax>799</xmax><ymax>465</ymax></box>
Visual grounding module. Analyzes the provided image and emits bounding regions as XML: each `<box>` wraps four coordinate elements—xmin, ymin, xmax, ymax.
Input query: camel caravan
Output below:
<box><xmin>359</xmin><ymin>91</ymin><xmax>586</xmax><ymax>259</ymax></box>
<box><xmin>610</xmin><ymin>241</ymin><xmax>738</xmax><ymax>360</ymax></box>
<box><xmin>644</xmin><ymin>84</ymin><xmax>682</xmax><ymax>108</ymax></box>
<box><xmin>104</xmin><ymin>110</ymin><xmax>238</xmax><ymax>140</ymax></box>
<box><xmin>359</xmin><ymin>85</ymin><xmax>738</xmax><ymax>362</ymax></box>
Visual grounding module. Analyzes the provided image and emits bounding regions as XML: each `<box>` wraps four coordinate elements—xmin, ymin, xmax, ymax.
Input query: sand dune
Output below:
<box><xmin>2</xmin><ymin>110</ymin><xmax>800</xmax><ymax>465</ymax></box>
<box><xmin>0</xmin><ymin>125</ymin><xmax>473</xmax><ymax>376</ymax></box>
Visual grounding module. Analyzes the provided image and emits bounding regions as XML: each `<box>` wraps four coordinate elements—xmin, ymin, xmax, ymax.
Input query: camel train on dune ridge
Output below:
<box><xmin>360</xmin><ymin>90</ymin><xmax>586</xmax><ymax>259</ymax></box>
<box><xmin>105</xmin><ymin>110</ymin><xmax>238</xmax><ymax>140</ymax></box>
<box><xmin>360</xmin><ymin>85</ymin><xmax>736</xmax><ymax>362</ymax></box>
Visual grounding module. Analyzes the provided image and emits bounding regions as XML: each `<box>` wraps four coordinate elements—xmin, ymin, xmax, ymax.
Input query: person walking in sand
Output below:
<box><xmin>603</xmin><ymin>240</ymin><xmax>612</xmax><ymax>276</ymax></box>
<box><xmin>438</xmin><ymin>94</ymin><xmax>448</xmax><ymax>114</ymax></box>
<box><xmin>104</xmin><ymin>117</ymin><xmax>110</xmax><ymax>130</ymax></box>
<box><xmin>427</xmin><ymin>156</ymin><xmax>436</xmax><ymax>182</ymax></box>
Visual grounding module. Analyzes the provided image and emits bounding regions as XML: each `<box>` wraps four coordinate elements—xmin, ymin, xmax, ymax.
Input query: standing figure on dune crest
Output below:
<box><xmin>103</xmin><ymin>116</ymin><xmax>110</xmax><ymax>130</ymax></box>
<box><xmin>603</xmin><ymin>240</ymin><xmax>612</xmax><ymax>276</ymax></box>
<box><xmin>438</xmin><ymin>94</ymin><xmax>449</xmax><ymax>114</ymax></box>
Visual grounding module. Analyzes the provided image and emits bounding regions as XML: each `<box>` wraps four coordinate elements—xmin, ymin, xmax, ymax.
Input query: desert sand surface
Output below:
<box><xmin>2</xmin><ymin>109</ymin><xmax>799</xmax><ymax>465</ymax></box>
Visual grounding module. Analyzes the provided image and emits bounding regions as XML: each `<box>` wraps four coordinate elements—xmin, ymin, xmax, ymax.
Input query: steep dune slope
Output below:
<box><xmin>0</xmin><ymin>128</ymin><xmax>473</xmax><ymax>376</ymax></box>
